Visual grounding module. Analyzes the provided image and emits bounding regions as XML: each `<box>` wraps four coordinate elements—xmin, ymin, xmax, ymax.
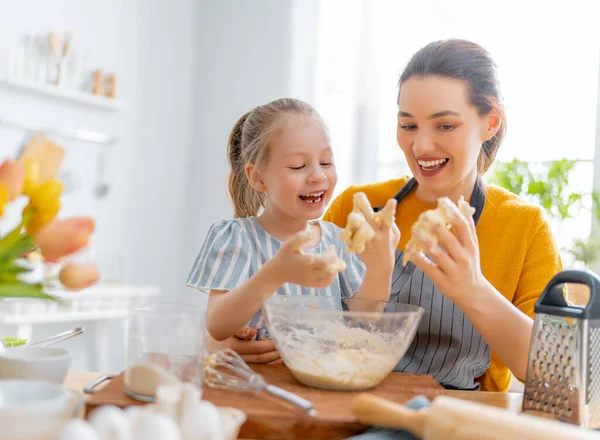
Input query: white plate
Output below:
<box><xmin>0</xmin><ymin>380</ymin><xmax>80</xmax><ymax>440</ymax></box>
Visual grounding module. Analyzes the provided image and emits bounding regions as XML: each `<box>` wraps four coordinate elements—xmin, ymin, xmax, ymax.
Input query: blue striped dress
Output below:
<box><xmin>185</xmin><ymin>217</ymin><xmax>365</xmax><ymax>340</ymax></box>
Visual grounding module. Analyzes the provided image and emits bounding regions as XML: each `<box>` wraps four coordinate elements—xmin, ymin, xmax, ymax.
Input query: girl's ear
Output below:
<box><xmin>482</xmin><ymin>110</ymin><xmax>501</xmax><ymax>142</ymax></box>
<box><xmin>245</xmin><ymin>163</ymin><xmax>266</xmax><ymax>192</ymax></box>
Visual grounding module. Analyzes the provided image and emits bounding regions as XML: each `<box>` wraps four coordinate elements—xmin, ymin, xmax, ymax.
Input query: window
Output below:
<box><xmin>316</xmin><ymin>0</ymin><xmax>600</xmax><ymax>264</ymax></box>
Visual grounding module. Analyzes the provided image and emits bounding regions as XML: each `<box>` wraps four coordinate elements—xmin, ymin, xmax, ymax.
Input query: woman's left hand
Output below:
<box><xmin>405</xmin><ymin>202</ymin><xmax>487</xmax><ymax>305</ymax></box>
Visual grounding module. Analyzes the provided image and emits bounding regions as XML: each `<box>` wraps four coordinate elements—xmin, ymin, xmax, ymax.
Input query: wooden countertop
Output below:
<box><xmin>66</xmin><ymin>370</ymin><xmax>524</xmax><ymax>437</ymax></box>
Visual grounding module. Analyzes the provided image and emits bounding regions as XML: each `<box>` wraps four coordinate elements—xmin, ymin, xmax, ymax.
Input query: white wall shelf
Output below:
<box><xmin>0</xmin><ymin>78</ymin><xmax>128</xmax><ymax>112</ymax></box>
<box><xmin>0</xmin><ymin>309</ymin><xmax>129</xmax><ymax>325</ymax></box>
<box><xmin>0</xmin><ymin>284</ymin><xmax>160</xmax><ymax>325</ymax></box>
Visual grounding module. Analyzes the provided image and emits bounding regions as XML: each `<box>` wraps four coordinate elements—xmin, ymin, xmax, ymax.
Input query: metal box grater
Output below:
<box><xmin>523</xmin><ymin>269</ymin><xmax>600</xmax><ymax>428</ymax></box>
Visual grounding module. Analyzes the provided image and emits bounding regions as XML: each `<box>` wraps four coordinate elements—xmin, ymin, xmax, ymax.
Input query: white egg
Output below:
<box><xmin>88</xmin><ymin>405</ymin><xmax>132</xmax><ymax>440</ymax></box>
<box><xmin>56</xmin><ymin>419</ymin><xmax>100</xmax><ymax>440</ymax></box>
<box><xmin>180</xmin><ymin>400</ymin><xmax>224</xmax><ymax>440</ymax></box>
<box><xmin>131</xmin><ymin>412</ymin><xmax>181</xmax><ymax>440</ymax></box>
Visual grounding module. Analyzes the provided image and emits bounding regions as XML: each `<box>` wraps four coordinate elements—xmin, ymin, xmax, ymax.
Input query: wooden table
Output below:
<box><xmin>65</xmin><ymin>371</ymin><xmax>524</xmax><ymax>437</ymax></box>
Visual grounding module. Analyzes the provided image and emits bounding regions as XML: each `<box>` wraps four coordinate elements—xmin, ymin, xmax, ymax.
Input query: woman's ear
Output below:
<box><xmin>245</xmin><ymin>163</ymin><xmax>266</xmax><ymax>192</ymax></box>
<box><xmin>482</xmin><ymin>111</ymin><xmax>501</xmax><ymax>142</ymax></box>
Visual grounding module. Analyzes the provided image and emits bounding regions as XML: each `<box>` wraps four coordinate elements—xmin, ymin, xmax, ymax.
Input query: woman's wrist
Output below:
<box><xmin>458</xmin><ymin>277</ymin><xmax>506</xmax><ymax>315</ymax></box>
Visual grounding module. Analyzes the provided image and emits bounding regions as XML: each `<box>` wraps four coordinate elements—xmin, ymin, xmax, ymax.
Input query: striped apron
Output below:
<box><xmin>376</xmin><ymin>177</ymin><xmax>491</xmax><ymax>390</ymax></box>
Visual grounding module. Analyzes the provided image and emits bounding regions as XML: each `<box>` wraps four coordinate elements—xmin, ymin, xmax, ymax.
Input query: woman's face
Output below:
<box><xmin>397</xmin><ymin>76</ymin><xmax>498</xmax><ymax>199</ymax></box>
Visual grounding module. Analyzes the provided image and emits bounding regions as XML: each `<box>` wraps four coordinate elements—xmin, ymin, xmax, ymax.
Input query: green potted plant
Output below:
<box><xmin>488</xmin><ymin>158</ymin><xmax>600</xmax><ymax>269</ymax></box>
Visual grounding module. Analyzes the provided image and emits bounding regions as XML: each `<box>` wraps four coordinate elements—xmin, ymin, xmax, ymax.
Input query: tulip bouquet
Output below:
<box><xmin>0</xmin><ymin>151</ymin><xmax>99</xmax><ymax>300</ymax></box>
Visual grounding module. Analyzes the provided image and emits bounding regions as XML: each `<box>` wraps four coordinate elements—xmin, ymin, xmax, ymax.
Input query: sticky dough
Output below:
<box><xmin>295</xmin><ymin>230</ymin><xmax>347</xmax><ymax>274</ymax></box>
<box><xmin>340</xmin><ymin>192</ymin><xmax>396</xmax><ymax>253</ymax></box>
<box><xmin>403</xmin><ymin>196</ymin><xmax>475</xmax><ymax>265</ymax></box>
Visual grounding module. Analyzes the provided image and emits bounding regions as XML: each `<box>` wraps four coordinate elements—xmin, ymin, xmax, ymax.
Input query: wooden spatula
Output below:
<box><xmin>352</xmin><ymin>393</ymin><xmax>600</xmax><ymax>440</ymax></box>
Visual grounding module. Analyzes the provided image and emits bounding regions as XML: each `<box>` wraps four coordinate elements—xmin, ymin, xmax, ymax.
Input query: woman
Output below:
<box><xmin>208</xmin><ymin>39</ymin><xmax>563</xmax><ymax>392</ymax></box>
<box><xmin>323</xmin><ymin>39</ymin><xmax>562</xmax><ymax>392</ymax></box>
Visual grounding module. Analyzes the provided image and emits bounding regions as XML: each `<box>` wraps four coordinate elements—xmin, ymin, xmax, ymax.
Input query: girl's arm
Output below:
<box><xmin>207</xmin><ymin>259</ymin><xmax>283</xmax><ymax>341</ymax></box>
<box><xmin>206</xmin><ymin>229</ymin><xmax>340</xmax><ymax>341</ymax></box>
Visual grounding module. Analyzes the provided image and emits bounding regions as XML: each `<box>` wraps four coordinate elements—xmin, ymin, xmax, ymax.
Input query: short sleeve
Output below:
<box><xmin>185</xmin><ymin>220</ymin><xmax>252</xmax><ymax>294</ymax></box>
<box><xmin>513</xmin><ymin>209</ymin><xmax>563</xmax><ymax>317</ymax></box>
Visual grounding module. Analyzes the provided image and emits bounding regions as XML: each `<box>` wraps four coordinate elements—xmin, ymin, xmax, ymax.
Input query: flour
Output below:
<box><xmin>276</xmin><ymin>320</ymin><xmax>410</xmax><ymax>391</ymax></box>
<box><xmin>288</xmin><ymin>348</ymin><xmax>400</xmax><ymax>390</ymax></box>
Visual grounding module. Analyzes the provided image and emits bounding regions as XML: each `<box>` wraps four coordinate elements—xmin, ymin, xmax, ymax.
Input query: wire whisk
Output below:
<box><xmin>204</xmin><ymin>348</ymin><xmax>317</xmax><ymax>416</ymax></box>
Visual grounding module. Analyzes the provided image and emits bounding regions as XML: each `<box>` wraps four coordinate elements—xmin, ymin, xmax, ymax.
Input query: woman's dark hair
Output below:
<box><xmin>399</xmin><ymin>39</ymin><xmax>506</xmax><ymax>174</ymax></box>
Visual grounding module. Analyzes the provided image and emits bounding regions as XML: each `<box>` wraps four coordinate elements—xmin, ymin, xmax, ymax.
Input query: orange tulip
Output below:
<box><xmin>20</xmin><ymin>158</ymin><xmax>40</xmax><ymax>197</ymax></box>
<box><xmin>0</xmin><ymin>159</ymin><xmax>25</xmax><ymax>201</ymax></box>
<box><xmin>36</xmin><ymin>217</ymin><xmax>95</xmax><ymax>261</ymax></box>
<box><xmin>59</xmin><ymin>263</ymin><xmax>99</xmax><ymax>290</ymax></box>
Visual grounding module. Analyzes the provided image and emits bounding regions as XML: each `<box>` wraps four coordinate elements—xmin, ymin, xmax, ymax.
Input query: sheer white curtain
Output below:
<box><xmin>315</xmin><ymin>0</ymin><xmax>600</xmax><ymax>259</ymax></box>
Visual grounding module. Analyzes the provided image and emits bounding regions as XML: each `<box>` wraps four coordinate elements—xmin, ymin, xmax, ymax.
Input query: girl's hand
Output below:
<box><xmin>206</xmin><ymin>327</ymin><xmax>282</xmax><ymax>364</ymax></box>
<box><xmin>270</xmin><ymin>229</ymin><xmax>337</xmax><ymax>288</ymax></box>
<box><xmin>359</xmin><ymin>199</ymin><xmax>400</xmax><ymax>274</ymax></box>
<box><xmin>405</xmin><ymin>201</ymin><xmax>486</xmax><ymax>305</ymax></box>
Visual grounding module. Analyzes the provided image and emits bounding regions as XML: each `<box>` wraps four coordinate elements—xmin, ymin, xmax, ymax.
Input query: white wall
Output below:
<box><xmin>183</xmin><ymin>1</ymin><xmax>309</xmax><ymax>292</ymax></box>
<box><xmin>0</xmin><ymin>0</ymin><xmax>201</xmax><ymax>371</ymax></box>
<box><xmin>0</xmin><ymin>0</ymin><xmax>320</xmax><ymax>371</ymax></box>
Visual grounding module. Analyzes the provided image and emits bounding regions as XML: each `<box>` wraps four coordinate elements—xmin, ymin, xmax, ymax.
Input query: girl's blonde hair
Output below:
<box><xmin>227</xmin><ymin>97</ymin><xmax>325</xmax><ymax>218</ymax></box>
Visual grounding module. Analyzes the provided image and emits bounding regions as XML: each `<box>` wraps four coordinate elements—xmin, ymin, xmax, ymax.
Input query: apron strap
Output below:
<box><xmin>375</xmin><ymin>175</ymin><xmax>486</xmax><ymax>226</ymax></box>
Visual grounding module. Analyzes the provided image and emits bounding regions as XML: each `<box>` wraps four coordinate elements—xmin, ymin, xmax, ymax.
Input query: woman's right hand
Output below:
<box><xmin>359</xmin><ymin>199</ymin><xmax>400</xmax><ymax>274</ymax></box>
<box><xmin>206</xmin><ymin>327</ymin><xmax>282</xmax><ymax>364</ymax></box>
<box><xmin>269</xmin><ymin>229</ymin><xmax>337</xmax><ymax>288</ymax></box>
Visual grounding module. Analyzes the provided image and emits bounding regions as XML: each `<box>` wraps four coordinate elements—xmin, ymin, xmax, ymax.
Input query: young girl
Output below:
<box><xmin>186</xmin><ymin>98</ymin><xmax>399</xmax><ymax>342</ymax></box>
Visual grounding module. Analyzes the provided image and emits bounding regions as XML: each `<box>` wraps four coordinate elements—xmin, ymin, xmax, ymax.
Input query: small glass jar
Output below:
<box><xmin>124</xmin><ymin>303</ymin><xmax>205</xmax><ymax>402</ymax></box>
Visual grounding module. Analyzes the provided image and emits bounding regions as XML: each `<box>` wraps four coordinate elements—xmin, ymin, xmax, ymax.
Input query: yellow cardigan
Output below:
<box><xmin>323</xmin><ymin>176</ymin><xmax>563</xmax><ymax>392</ymax></box>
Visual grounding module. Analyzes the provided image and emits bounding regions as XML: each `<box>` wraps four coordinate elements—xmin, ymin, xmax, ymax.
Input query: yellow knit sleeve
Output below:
<box><xmin>512</xmin><ymin>209</ymin><xmax>563</xmax><ymax>317</ymax></box>
<box><xmin>323</xmin><ymin>189</ymin><xmax>352</xmax><ymax>228</ymax></box>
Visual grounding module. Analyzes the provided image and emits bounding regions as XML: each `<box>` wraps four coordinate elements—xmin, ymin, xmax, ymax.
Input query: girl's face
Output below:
<box><xmin>249</xmin><ymin>115</ymin><xmax>337</xmax><ymax>222</ymax></box>
<box><xmin>397</xmin><ymin>76</ymin><xmax>499</xmax><ymax>200</ymax></box>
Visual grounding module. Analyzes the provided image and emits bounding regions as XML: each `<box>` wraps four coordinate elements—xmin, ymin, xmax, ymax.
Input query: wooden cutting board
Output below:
<box><xmin>85</xmin><ymin>364</ymin><xmax>445</xmax><ymax>440</ymax></box>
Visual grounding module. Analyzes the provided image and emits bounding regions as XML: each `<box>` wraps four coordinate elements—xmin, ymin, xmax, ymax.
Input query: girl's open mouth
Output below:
<box><xmin>299</xmin><ymin>190</ymin><xmax>325</xmax><ymax>204</ymax></box>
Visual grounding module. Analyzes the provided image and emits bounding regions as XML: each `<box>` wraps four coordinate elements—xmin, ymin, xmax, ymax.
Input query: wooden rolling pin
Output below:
<box><xmin>352</xmin><ymin>394</ymin><xmax>600</xmax><ymax>440</ymax></box>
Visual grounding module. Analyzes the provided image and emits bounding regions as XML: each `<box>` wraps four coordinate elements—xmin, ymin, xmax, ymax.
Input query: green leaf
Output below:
<box><xmin>0</xmin><ymin>235</ymin><xmax>36</xmax><ymax>264</ymax></box>
<box><xmin>0</xmin><ymin>282</ymin><xmax>57</xmax><ymax>300</ymax></box>
<box><xmin>0</xmin><ymin>261</ymin><xmax>31</xmax><ymax>275</ymax></box>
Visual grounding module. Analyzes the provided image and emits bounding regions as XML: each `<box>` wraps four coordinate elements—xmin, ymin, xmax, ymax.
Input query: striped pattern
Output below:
<box><xmin>392</xmin><ymin>249</ymin><xmax>491</xmax><ymax>390</ymax></box>
<box><xmin>186</xmin><ymin>217</ymin><xmax>365</xmax><ymax>340</ymax></box>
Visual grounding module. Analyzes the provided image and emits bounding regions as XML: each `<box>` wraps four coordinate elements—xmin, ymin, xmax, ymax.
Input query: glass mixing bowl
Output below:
<box><xmin>262</xmin><ymin>296</ymin><xmax>423</xmax><ymax>391</ymax></box>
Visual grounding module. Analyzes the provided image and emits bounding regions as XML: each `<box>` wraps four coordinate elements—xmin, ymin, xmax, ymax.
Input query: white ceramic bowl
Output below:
<box><xmin>0</xmin><ymin>346</ymin><xmax>71</xmax><ymax>383</ymax></box>
<box><xmin>0</xmin><ymin>380</ymin><xmax>79</xmax><ymax>440</ymax></box>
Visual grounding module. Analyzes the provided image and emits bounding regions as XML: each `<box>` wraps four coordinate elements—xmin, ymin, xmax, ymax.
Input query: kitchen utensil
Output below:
<box><xmin>93</xmin><ymin>148</ymin><xmax>109</xmax><ymax>198</ymax></box>
<box><xmin>262</xmin><ymin>296</ymin><xmax>423</xmax><ymax>391</ymax></box>
<box><xmin>0</xmin><ymin>327</ymin><xmax>84</xmax><ymax>352</ymax></box>
<box><xmin>204</xmin><ymin>348</ymin><xmax>317</xmax><ymax>416</ymax></box>
<box><xmin>352</xmin><ymin>393</ymin><xmax>600</xmax><ymax>440</ymax></box>
<box><xmin>124</xmin><ymin>303</ymin><xmax>205</xmax><ymax>402</ymax></box>
<box><xmin>522</xmin><ymin>269</ymin><xmax>600</xmax><ymax>428</ymax></box>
